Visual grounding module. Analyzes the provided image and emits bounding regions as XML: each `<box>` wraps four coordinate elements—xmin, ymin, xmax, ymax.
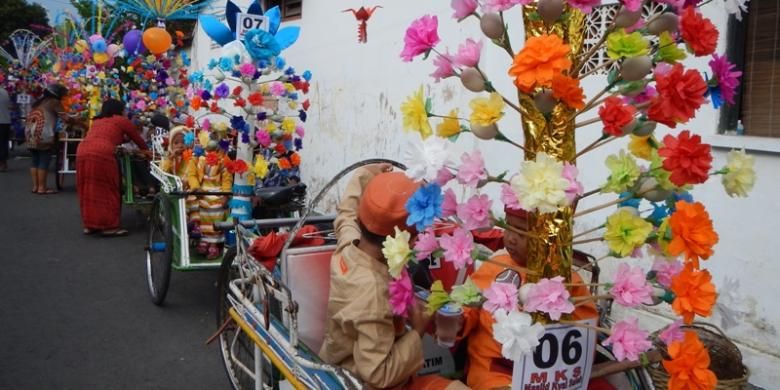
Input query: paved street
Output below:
<box><xmin>0</xmin><ymin>154</ymin><xmax>227</xmax><ymax>389</ymax></box>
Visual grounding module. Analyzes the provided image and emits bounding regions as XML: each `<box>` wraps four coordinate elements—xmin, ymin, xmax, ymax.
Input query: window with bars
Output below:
<box><xmin>263</xmin><ymin>0</ymin><xmax>302</xmax><ymax>20</ymax></box>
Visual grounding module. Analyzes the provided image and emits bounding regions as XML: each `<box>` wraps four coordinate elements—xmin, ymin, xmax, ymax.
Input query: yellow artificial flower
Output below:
<box><xmin>401</xmin><ymin>86</ymin><xmax>433</xmax><ymax>139</ymax></box>
<box><xmin>426</xmin><ymin>280</ymin><xmax>451</xmax><ymax>315</ymax></box>
<box><xmin>604</xmin><ymin>209</ymin><xmax>654</xmax><ymax>257</ymax></box>
<box><xmin>198</xmin><ymin>131</ymin><xmax>210</xmax><ymax>148</ymax></box>
<box><xmin>602</xmin><ymin>150</ymin><xmax>641</xmax><ymax>194</ymax></box>
<box><xmin>285</xmin><ymin>83</ymin><xmax>296</xmax><ymax>93</ymax></box>
<box><xmin>722</xmin><ymin>149</ymin><xmax>756</xmax><ymax>197</ymax></box>
<box><xmin>382</xmin><ymin>227</ymin><xmax>412</xmax><ymax>279</ymax></box>
<box><xmin>628</xmin><ymin>134</ymin><xmax>654</xmax><ymax>161</ymax></box>
<box><xmin>510</xmin><ymin>152</ymin><xmax>570</xmax><ymax>213</ymax></box>
<box><xmin>287</xmin><ymin>100</ymin><xmax>298</xmax><ymax>110</ymax></box>
<box><xmin>650</xmin><ymin>151</ymin><xmax>677</xmax><ymax>190</ymax></box>
<box><xmin>267</xmin><ymin>121</ymin><xmax>278</xmax><ymax>132</ymax></box>
<box><xmin>469</xmin><ymin>92</ymin><xmax>505</xmax><ymax>127</ymax></box>
<box><xmin>656</xmin><ymin>216</ymin><xmax>673</xmax><ymax>256</ymax></box>
<box><xmin>607</xmin><ymin>29</ymin><xmax>650</xmax><ymax>60</ymax></box>
<box><xmin>281</xmin><ymin>117</ymin><xmax>296</xmax><ymax>134</ymax></box>
<box><xmin>657</xmin><ymin>31</ymin><xmax>687</xmax><ymax>64</ymax></box>
<box><xmin>437</xmin><ymin>109</ymin><xmax>462</xmax><ymax>138</ymax></box>
<box><xmin>254</xmin><ymin>155</ymin><xmax>269</xmax><ymax>179</ymax></box>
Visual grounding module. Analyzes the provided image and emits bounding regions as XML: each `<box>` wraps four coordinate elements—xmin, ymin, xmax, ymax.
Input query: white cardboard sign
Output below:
<box><xmin>512</xmin><ymin>319</ymin><xmax>597</xmax><ymax>390</ymax></box>
<box><xmin>236</xmin><ymin>13</ymin><xmax>270</xmax><ymax>40</ymax></box>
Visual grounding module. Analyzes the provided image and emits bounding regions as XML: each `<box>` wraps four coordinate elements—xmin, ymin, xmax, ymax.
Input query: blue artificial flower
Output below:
<box><xmin>256</xmin><ymin>112</ymin><xmax>267</xmax><ymax>121</ymax></box>
<box><xmin>618</xmin><ymin>191</ymin><xmax>641</xmax><ymax>209</ymax></box>
<box><xmin>258</xmin><ymin>59</ymin><xmax>269</xmax><ymax>69</ymax></box>
<box><xmin>200</xmin><ymin>90</ymin><xmax>212</xmax><ymax>101</ymax></box>
<box><xmin>218</xmin><ymin>57</ymin><xmax>234</xmax><ymax>72</ymax></box>
<box><xmin>193</xmin><ymin>145</ymin><xmax>204</xmax><ymax>157</ymax></box>
<box><xmin>218</xmin><ymin>139</ymin><xmax>230</xmax><ymax>151</ymax></box>
<box><xmin>214</xmin><ymin>83</ymin><xmax>230</xmax><ymax>99</ymax></box>
<box><xmin>207</xmin><ymin>59</ymin><xmax>218</xmax><ymax>70</ymax></box>
<box><xmin>189</xmin><ymin>70</ymin><xmax>204</xmax><ymax>84</ymax></box>
<box><xmin>298</xmin><ymin>110</ymin><xmax>307</xmax><ymax>122</ymax></box>
<box><xmin>709</xmin><ymin>85</ymin><xmax>723</xmax><ymax>109</ymax></box>
<box><xmin>284</xmin><ymin>66</ymin><xmax>295</xmax><ymax>75</ymax></box>
<box><xmin>283</xmin><ymin>139</ymin><xmax>292</xmax><ymax>150</ymax></box>
<box><xmin>294</xmin><ymin>138</ymin><xmax>303</xmax><ymax>151</ymax></box>
<box><xmin>231</xmin><ymin>115</ymin><xmax>247</xmax><ymax>131</ymax></box>
<box><xmin>289</xmin><ymin>92</ymin><xmax>298</xmax><ymax>100</ymax></box>
<box><xmin>241</xmin><ymin>132</ymin><xmax>250</xmax><ymax>143</ymax></box>
<box><xmin>302</xmin><ymin>70</ymin><xmax>312</xmax><ymax>81</ymax></box>
<box><xmin>183</xmin><ymin>132</ymin><xmax>195</xmax><ymax>146</ymax></box>
<box><xmin>648</xmin><ymin>202</ymin><xmax>670</xmax><ymax>226</ymax></box>
<box><xmin>244</xmin><ymin>29</ymin><xmax>282</xmax><ymax>62</ymax></box>
<box><xmin>203</xmin><ymin>79</ymin><xmax>213</xmax><ymax>92</ymax></box>
<box><xmin>232</xmin><ymin>70</ymin><xmax>241</xmax><ymax>78</ymax></box>
<box><xmin>672</xmin><ymin>191</ymin><xmax>693</xmax><ymax>205</ymax></box>
<box><xmin>149</xmin><ymin>92</ymin><xmax>158</xmax><ymax>100</ymax></box>
<box><xmin>405</xmin><ymin>183</ymin><xmax>443</xmax><ymax>231</ymax></box>
<box><xmin>181</xmin><ymin>52</ymin><xmax>191</xmax><ymax>66</ymax></box>
<box><xmin>275</xmin><ymin>57</ymin><xmax>286</xmax><ymax>69</ymax></box>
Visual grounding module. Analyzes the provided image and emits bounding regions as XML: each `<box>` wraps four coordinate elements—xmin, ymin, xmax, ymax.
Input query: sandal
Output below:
<box><xmin>36</xmin><ymin>189</ymin><xmax>58</xmax><ymax>195</ymax></box>
<box><xmin>83</xmin><ymin>228</ymin><xmax>96</xmax><ymax>235</ymax></box>
<box><xmin>101</xmin><ymin>229</ymin><xmax>129</xmax><ymax>237</ymax></box>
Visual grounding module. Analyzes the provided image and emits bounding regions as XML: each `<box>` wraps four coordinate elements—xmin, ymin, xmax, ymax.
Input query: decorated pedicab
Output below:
<box><xmin>213</xmin><ymin>1</ymin><xmax>757</xmax><ymax>390</ymax></box>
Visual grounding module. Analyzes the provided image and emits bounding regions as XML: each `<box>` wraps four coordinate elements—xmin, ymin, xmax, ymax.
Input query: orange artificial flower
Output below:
<box><xmin>662</xmin><ymin>331</ymin><xmax>718</xmax><ymax>390</ymax></box>
<box><xmin>289</xmin><ymin>152</ymin><xmax>301</xmax><ymax>167</ymax></box>
<box><xmin>278</xmin><ymin>157</ymin><xmax>292</xmax><ymax>170</ymax></box>
<box><xmin>181</xmin><ymin>149</ymin><xmax>193</xmax><ymax>162</ymax></box>
<box><xmin>667</xmin><ymin>201</ymin><xmax>719</xmax><ymax>267</ymax></box>
<box><xmin>551</xmin><ymin>74</ymin><xmax>585</xmax><ymax>109</ymax></box>
<box><xmin>670</xmin><ymin>263</ymin><xmax>717</xmax><ymax>324</ymax></box>
<box><xmin>191</xmin><ymin>95</ymin><xmax>203</xmax><ymax>110</ymax></box>
<box><xmin>508</xmin><ymin>34</ymin><xmax>572</xmax><ymax>93</ymax></box>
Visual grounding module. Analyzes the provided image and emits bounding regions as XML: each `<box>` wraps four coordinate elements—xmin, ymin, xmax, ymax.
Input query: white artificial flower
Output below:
<box><xmin>723</xmin><ymin>0</ymin><xmax>749</xmax><ymax>21</ymax></box>
<box><xmin>510</xmin><ymin>152</ymin><xmax>570</xmax><ymax>214</ymax></box>
<box><xmin>722</xmin><ymin>149</ymin><xmax>756</xmax><ymax>197</ymax></box>
<box><xmin>492</xmin><ymin>309</ymin><xmax>545</xmax><ymax>361</ymax></box>
<box><xmin>404</xmin><ymin>135</ymin><xmax>451</xmax><ymax>182</ymax></box>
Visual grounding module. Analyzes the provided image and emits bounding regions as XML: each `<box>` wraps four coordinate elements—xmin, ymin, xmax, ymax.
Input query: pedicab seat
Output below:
<box><xmin>257</xmin><ymin>183</ymin><xmax>307</xmax><ymax>207</ymax></box>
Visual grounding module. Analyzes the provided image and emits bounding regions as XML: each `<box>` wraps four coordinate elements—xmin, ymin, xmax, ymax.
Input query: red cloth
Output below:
<box><xmin>248</xmin><ymin>225</ymin><xmax>326</xmax><ymax>271</ymax></box>
<box><xmin>76</xmin><ymin>116</ymin><xmax>147</xmax><ymax>230</ymax></box>
<box><xmin>429</xmin><ymin>224</ymin><xmax>505</xmax><ymax>291</ymax></box>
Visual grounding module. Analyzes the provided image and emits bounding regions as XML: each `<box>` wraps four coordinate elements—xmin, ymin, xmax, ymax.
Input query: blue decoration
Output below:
<box><xmin>618</xmin><ymin>191</ymin><xmax>641</xmax><ymax>209</ymax></box>
<box><xmin>294</xmin><ymin>138</ymin><xmax>303</xmax><ymax>151</ymax></box>
<box><xmin>218</xmin><ymin>57</ymin><xmax>233</xmax><ymax>72</ymax></box>
<box><xmin>405</xmin><ymin>183</ymin><xmax>443</xmax><ymax>231</ymax></box>
<box><xmin>275</xmin><ymin>57</ymin><xmax>286</xmax><ymax>69</ymax></box>
<box><xmin>183</xmin><ymin>132</ymin><xmax>195</xmax><ymax>146</ymax></box>
<box><xmin>298</xmin><ymin>110</ymin><xmax>307</xmax><ymax>122</ymax></box>
<box><xmin>302</xmin><ymin>70</ymin><xmax>312</xmax><ymax>81</ymax></box>
<box><xmin>244</xmin><ymin>29</ymin><xmax>281</xmax><ymax>61</ymax></box>
<box><xmin>231</xmin><ymin>115</ymin><xmax>248</xmax><ymax>131</ymax></box>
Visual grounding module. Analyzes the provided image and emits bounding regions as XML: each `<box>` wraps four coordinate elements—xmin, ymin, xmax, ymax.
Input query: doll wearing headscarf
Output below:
<box><xmin>161</xmin><ymin>126</ymin><xmax>200</xmax><ymax>236</ymax></box>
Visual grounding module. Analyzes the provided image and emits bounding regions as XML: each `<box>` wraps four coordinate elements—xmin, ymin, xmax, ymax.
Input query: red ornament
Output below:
<box><xmin>342</xmin><ymin>6</ymin><xmax>382</xmax><ymax>43</ymax></box>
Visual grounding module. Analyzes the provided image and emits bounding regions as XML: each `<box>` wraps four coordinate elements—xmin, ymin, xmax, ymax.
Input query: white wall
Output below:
<box><xmin>192</xmin><ymin>1</ymin><xmax>779</xmax><ymax>387</ymax></box>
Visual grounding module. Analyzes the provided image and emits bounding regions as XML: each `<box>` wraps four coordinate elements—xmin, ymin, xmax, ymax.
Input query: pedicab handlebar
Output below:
<box><xmin>168</xmin><ymin>190</ymin><xmax>236</xmax><ymax>197</ymax></box>
<box><xmin>213</xmin><ymin>215</ymin><xmax>337</xmax><ymax>231</ymax></box>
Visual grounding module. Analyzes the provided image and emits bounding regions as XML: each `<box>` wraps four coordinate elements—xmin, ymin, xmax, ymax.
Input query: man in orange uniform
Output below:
<box><xmin>319</xmin><ymin>165</ymin><xmax>468</xmax><ymax>390</ymax></box>
<box><xmin>455</xmin><ymin>207</ymin><xmax>599</xmax><ymax>390</ymax></box>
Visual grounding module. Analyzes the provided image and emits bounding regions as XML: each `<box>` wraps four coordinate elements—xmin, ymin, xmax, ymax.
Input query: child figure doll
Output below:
<box><xmin>161</xmin><ymin>126</ymin><xmax>200</xmax><ymax>237</ymax></box>
<box><xmin>187</xmin><ymin>137</ymin><xmax>233</xmax><ymax>259</ymax></box>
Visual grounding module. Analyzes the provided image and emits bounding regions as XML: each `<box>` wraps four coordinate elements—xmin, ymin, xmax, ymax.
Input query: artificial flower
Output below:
<box><xmin>483</xmin><ymin>282</ymin><xmax>519</xmax><ymax>313</ymax></box>
<box><xmin>602</xmin><ymin>150</ymin><xmax>641</xmax><ymax>194</ymax></box>
<box><xmin>281</xmin><ymin>118</ymin><xmax>297</xmax><ymax>134</ymax></box>
<box><xmin>244</xmin><ymin>29</ymin><xmax>282</xmax><ymax>61</ymax></box>
<box><xmin>606</xmin><ymin>29</ymin><xmax>650</xmax><ymax>60</ymax></box>
<box><xmin>248</xmin><ymin>92</ymin><xmax>264</xmax><ymax>106</ymax></box>
<box><xmin>435</xmin><ymin>167</ymin><xmax>455</xmax><ymax>186</ymax></box>
<box><xmin>437</xmin><ymin>109</ymin><xmax>461</xmax><ymax>137</ymax></box>
<box><xmin>602</xmin><ymin>318</ymin><xmax>651</xmax><ymax>361</ymax></box>
<box><xmin>289</xmin><ymin>152</ymin><xmax>301</xmax><ymax>167</ymax></box>
<box><xmin>389</xmin><ymin>269</ymin><xmax>415</xmax><ymax>317</ymax></box>
<box><xmin>226</xmin><ymin>159</ymin><xmax>248</xmax><ymax>175</ymax></box>
<box><xmin>610</xmin><ymin>263</ymin><xmax>654</xmax><ymax>307</ymax></box>
<box><xmin>658</xmin><ymin>130</ymin><xmax>712</xmax><ymax>187</ymax></box>
<box><xmin>709</xmin><ymin>54</ymin><xmax>742</xmax><ymax>106</ymax></box>
<box><xmin>509</xmin><ymin>34</ymin><xmax>572</xmax><ymax>93</ymax></box>
<box><xmin>214</xmin><ymin>83</ymin><xmax>229</xmax><ymax>99</ymax></box>
<box><xmin>191</xmin><ymin>95</ymin><xmax>203</xmax><ymax>110</ymax></box>
<box><xmin>451</xmin><ymin>0</ymin><xmax>478</xmax><ymax>20</ymax></box>
<box><xmin>551</xmin><ymin>74</ymin><xmax>585</xmax><ymax>109</ymax></box>
<box><xmin>404</xmin><ymin>135</ymin><xmax>451</xmax><ymax>182</ymax></box>
<box><xmin>649</xmin><ymin>151</ymin><xmax>676</xmax><ymax>190</ymax></box>
<box><xmin>457</xmin><ymin>150</ymin><xmax>487</xmax><ymax>187</ymax></box>
<box><xmin>414</xmin><ymin>229</ymin><xmax>440</xmax><ymax>260</ymax></box>
<box><xmin>431</xmin><ymin>51</ymin><xmax>456</xmax><ymax>82</ymax></box>
<box><xmin>450</xmin><ymin>277</ymin><xmax>482</xmax><ymax>307</ymax></box>
<box><xmin>256</xmin><ymin>130</ymin><xmax>271</xmax><ymax>148</ymax></box>
<box><xmin>401</xmin><ymin>86</ymin><xmax>433</xmax><ymax>139</ymax></box>
<box><xmin>455</xmin><ymin>39</ymin><xmax>483</xmax><ymax>67</ymax></box>
<box><xmin>510</xmin><ymin>152</ymin><xmax>570</xmax><ymax>213</ymax></box>
<box><xmin>481</xmin><ymin>0</ymin><xmax>529</xmax><ymax>13</ymax></box>
<box><xmin>426</xmin><ymin>280</ymin><xmax>450</xmax><ymax>314</ymax></box>
<box><xmin>406</xmin><ymin>183</ymin><xmax>444</xmax><ymax>231</ymax></box>
<box><xmin>382</xmin><ymin>227</ymin><xmax>413</xmax><ymax>279</ymax></box>
<box><xmin>501</xmin><ymin>183</ymin><xmax>523</xmax><ymax>210</ymax></box>
<box><xmin>253</xmin><ymin>156</ymin><xmax>269</xmax><ymax>179</ymax></box>
<box><xmin>239</xmin><ymin>62</ymin><xmax>255</xmax><ymax>77</ymax></box>
<box><xmin>567</xmin><ymin>0</ymin><xmax>603</xmax><ymax>14</ymax></box>
<box><xmin>562</xmin><ymin>163</ymin><xmax>584</xmax><ymax>203</ymax></box>
<box><xmin>667</xmin><ymin>201</ymin><xmax>718</xmax><ymax>267</ymax></box>
<box><xmin>628</xmin><ymin>134</ymin><xmax>655</xmax><ymax>161</ymax></box>
<box><xmin>270</xmin><ymin>82</ymin><xmax>286</xmax><ymax>97</ymax></box>
<box><xmin>671</xmin><ymin>263</ymin><xmax>717</xmax><ymax>324</ymax></box>
<box><xmin>439</xmin><ymin>228</ymin><xmax>474</xmax><ymax>270</ymax></box>
<box><xmin>524</xmin><ymin>276</ymin><xmax>575</xmax><ymax>320</ymax></box>
<box><xmin>599</xmin><ymin>96</ymin><xmax>637</xmax><ymax>137</ymax></box>
<box><xmin>658</xmin><ymin>320</ymin><xmax>685</xmax><ymax>346</ymax></box>
<box><xmin>662</xmin><ymin>331</ymin><xmax>718</xmax><ymax>390</ymax></box>
<box><xmin>652</xmin><ymin>257</ymin><xmax>684</xmax><ymax>288</ymax></box>
<box><xmin>400</xmin><ymin>15</ymin><xmax>440</xmax><ymax>62</ymax></box>
<box><xmin>680</xmin><ymin>7</ymin><xmax>719</xmax><ymax>56</ymax></box>
<box><xmin>278</xmin><ymin>157</ymin><xmax>292</xmax><ymax>170</ymax></box>
<box><xmin>721</xmin><ymin>149</ymin><xmax>755</xmax><ymax>197</ymax></box>
<box><xmin>604</xmin><ymin>209</ymin><xmax>654</xmax><ymax>257</ymax></box>
<box><xmin>469</xmin><ymin>93</ymin><xmax>505</xmax><ymax>126</ymax></box>
<box><xmin>457</xmin><ymin>193</ymin><xmax>493</xmax><ymax>230</ymax></box>
<box><xmin>492</xmin><ymin>309</ymin><xmax>545</xmax><ymax>361</ymax></box>
<box><xmin>442</xmin><ymin>188</ymin><xmax>458</xmax><ymax>218</ymax></box>
<box><xmin>657</xmin><ymin>32</ymin><xmax>687</xmax><ymax>64</ymax></box>
<box><xmin>620</xmin><ymin>0</ymin><xmax>643</xmax><ymax>11</ymax></box>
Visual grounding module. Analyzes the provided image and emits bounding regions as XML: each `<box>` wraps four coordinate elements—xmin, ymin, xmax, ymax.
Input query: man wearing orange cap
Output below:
<box><xmin>451</xmin><ymin>207</ymin><xmax>599</xmax><ymax>390</ymax></box>
<box><xmin>319</xmin><ymin>165</ymin><xmax>468</xmax><ymax>390</ymax></box>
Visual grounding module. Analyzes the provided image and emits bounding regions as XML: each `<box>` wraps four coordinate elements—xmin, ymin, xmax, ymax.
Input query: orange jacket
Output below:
<box><xmin>460</xmin><ymin>252</ymin><xmax>598</xmax><ymax>390</ymax></box>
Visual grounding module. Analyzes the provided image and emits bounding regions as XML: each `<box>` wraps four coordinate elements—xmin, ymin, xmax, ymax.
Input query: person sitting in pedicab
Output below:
<box><xmin>161</xmin><ymin>125</ymin><xmax>200</xmax><ymax>235</ymax></box>
<box><xmin>444</xmin><ymin>207</ymin><xmax>601</xmax><ymax>390</ymax></box>
<box><xmin>123</xmin><ymin>112</ymin><xmax>169</xmax><ymax>199</ymax></box>
<box><xmin>319</xmin><ymin>164</ymin><xmax>468</xmax><ymax>390</ymax></box>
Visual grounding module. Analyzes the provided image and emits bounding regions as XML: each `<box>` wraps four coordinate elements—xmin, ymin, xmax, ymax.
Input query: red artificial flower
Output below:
<box><xmin>205</xmin><ymin>151</ymin><xmax>220</xmax><ymax>166</ymax></box>
<box><xmin>658</xmin><ymin>130</ymin><xmax>713</xmax><ymax>187</ymax></box>
<box><xmin>278</xmin><ymin>157</ymin><xmax>292</xmax><ymax>170</ymax></box>
<box><xmin>302</xmin><ymin>99</ymin><xmax>310</xmax><ymax>111</ymax></box>
<box><xmin>648</xmin><ymin>63</ymin><xmax>707</xmax><ymax>128</ymax></box>
<box><xmin>274</xmin><ymin>143</ymin><xmax>287</xmax><ymax>154</ymax></box>
<box><xmin>227</xmin><ymin>159</ymin><xmax>248</xmax><ymax>174</ymax></box>
<box><xmin>181</xmin><ymin>79</ymin><xmax>190</xmax><ymax>88</ymax></box>
<box><xmin>232</xmin><ymin>86</ymin><xmax>243</xmax><ymax>96</ymax></box>
<box><xmin>144</xmin><ymin>70</ymin><xmax>154</xmax><ymax>80</ymax></box>
<box><xmin>185</xmin><ymin>115</ymin><xmax>195</xmax><ymax>127</ymax></box>
<box><xmin>289</xmin><ymin>152</ymin><xmax>301</xmax><ymax>167</ymax></box>
<box><xmin>209</xmin><ymin>101</ymin><xmax>221</xmax><ymax>113</ymax></box>
<box><xmin>248</xmin><ymin>92</ymin><xmax>264</xmax><ymax>106</ymax></box>
<box><xmin>233</xmin><ymin>97</ymin><xmax>246</xmax><ymax>108</ymax></box>
<box><xmin>293</xmin><ymin>81</ymin><xmax>309</xmax><ymax>94</ymax></box>
<box><xmin>599</xmin><ymin>96</ymin><xmax>636</xmax><ymax>137</ymax></box>
<box><xmin>679</xmin><ymin>7</ymin><xmax>718</xmax><ymax>57</ymax></box>
<box><xmin>191</xmin><ymin>96</ymin><xmax>202</xmax><ymax>110</ymax></box>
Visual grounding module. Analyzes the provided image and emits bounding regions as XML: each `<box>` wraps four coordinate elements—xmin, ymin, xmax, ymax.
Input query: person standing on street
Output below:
<box><xmin>24</xmin><ymin>84</ymin><xmax>68</xmax><ymax>193</ymax></box>
<box><xmin>0</xmin><ymin>86</ymin><xmax>12</xmax><ymax>172</ymax></box>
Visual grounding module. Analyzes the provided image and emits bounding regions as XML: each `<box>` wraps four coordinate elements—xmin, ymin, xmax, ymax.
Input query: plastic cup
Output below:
<box><xmin>435</xmin><ymin>303</ymin><xmax>463</xmax><ymax>348</ymax></box>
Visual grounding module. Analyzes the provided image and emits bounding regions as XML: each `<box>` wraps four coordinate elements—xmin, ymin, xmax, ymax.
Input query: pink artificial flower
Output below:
<box><xmin>256</xmin><ymin>130</ymin><xmax>271</xmax><ymax>147</ymax></box>
<box><xmin>135</xmin><ymin>100</ymin><xmax>146</xmax><ymax>111</ymax></box>
<box><xmin>456</xmin><ymin>150</ymin><xmax>487</xmax><ymax>187</ymax></box>
<box><xmin>483</xmin><ymin>282</ymin><xmax>519</xmax><ymax>313</ymax></box>
<box><xmin>201</xmin><ymin>118</ymin><xmax>211</xmax><ymax>131</ymax></box>
<box><xmin>455</xmin><ymin>39</ymin><xmax>483</xmax><ymax>68</ymax></box>
<box><xmin>610</xmin><ymin>263</ymin><xmax>654</xmax><ymax>307</ymax></box>
<box><xmin>270</xmin><ymin>82</ymin><xmax>286</xmax><ymax>97</ymax></box>
<box><xmin>435</xmin><ymin>166</ymin><xmax>455</xmax><ymax>186</ymax></box>
<box><xmin>603</xmin><ymin>318</ymin><xmax>652</xmax><ymax>361</ymax></box>
<box><xmin>431</xmin><ymin>51</ymin><xmax>456</xmax><ymax>82</ymax></box>
<box><xmin>624</xmin><ymin>17</ymin><xmax>646</xmax><ymax>33</ymax></box>
<box><xmin>295</xmin><ymin>126</ymin><xmax>305</xmax><ymax>138</ymax></box>
<box><xmin>501</xmin><ymin>183</ymin><xmax>522</xmax><ymax>210</ymax></box>
<box><xmin>654</xmin><ymin>62</ymin><xmax>673</xmax><ymax>78</ymax></box>
<box><xmin>620</xmin><ymin>0</ymin><xmax>643</xmax><ymax>11</ymax></box>
<box><xmin>524</xmin><ymin>276</ymin><xmax>575</xmax><ymax>321</ymax></box>
<box><xmin>456</xmin><ymin>194</ymin><xmax>493</xmax><ymax>231</ymax></box>
<box><xmin>481</xmin><ymin>0</ymin><xmax>529</xmax><ymax>13</ymax></box>
<box><xmin>567</xmin><ymin>0</ymin><xmax>603</xmax><ymax>14</ymax></box>
<box><xmin>451</xmin><ymin>0</ymin><xmax>478</xmax><ymax>20</ymax></box>
<box><xmin>623</xmin><ymin>85</ymin><xmax>657</xmax><ymax>106</ymax></box>
<box><xmin>239</xmin><ymin>62</ymin><xmax>256</xmax><ymax>77</ymax></box>
<box><xmin>562</xmin><ymin>162</ymin><xmax>583</xmax><ymax>203</ymax></box>
<box><xmin>400</xmin><ymin>15</ymin><xmax>440</xmax><ymax>62</ymax></box>
<box><xmin>709</xmin><ymin>54</ymin><xmax>742</xmax><ymax>105</ymax></box>
<box><xmin>414</xmin><ymin>229</ymin><xmax>440</xmax><ymax>260</ymax></box>
<box><xmin>659</xmin><ymin>320</ymin><xmax>685</xmax><ymax>345</ymax></box>
<box><xmin>651</xmin><ymin>257</ymin><xmax>684</xmax><ymax>288</ymax></box>
<box><xmin>439</xmin><ymin>228</ymin><xmax>474</xmax><ymax>270</ymax></box>
<box><xmin>389</xmin><ymin>269</ymin><xmax>415</xmax><ymax>317</ymax></box>
<box><xmin>442</xmin><ymin>188</ymin><xmax>458</xmax><ymax>218</ymax></box>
